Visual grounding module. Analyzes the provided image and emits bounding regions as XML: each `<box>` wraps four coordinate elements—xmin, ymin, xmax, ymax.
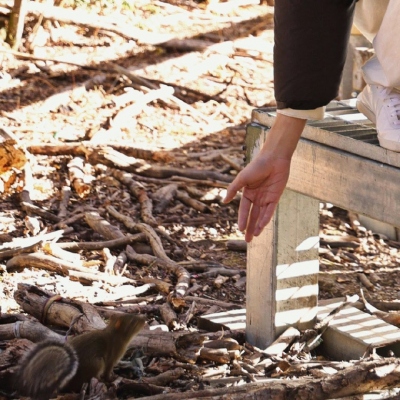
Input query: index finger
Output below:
<box><xmin>223</xmin><ymin>174</ymin><xmax>244</xmax><ymax>204</ymax></box>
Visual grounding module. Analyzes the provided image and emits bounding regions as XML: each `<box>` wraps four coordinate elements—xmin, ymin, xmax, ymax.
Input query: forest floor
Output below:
<box><xmin>1</xmin><ymin>1</ymin><xmax>400</xmax><ymax>399</ymax></box>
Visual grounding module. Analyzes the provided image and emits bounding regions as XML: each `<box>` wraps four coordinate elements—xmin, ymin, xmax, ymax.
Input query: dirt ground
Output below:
<box><xmin>1</xmin><ymin>0</ymin><xmax>400</xmax><ymax>398</ymax></box>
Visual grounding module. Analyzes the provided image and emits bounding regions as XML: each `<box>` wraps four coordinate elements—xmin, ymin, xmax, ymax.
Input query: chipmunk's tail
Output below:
<box><xmin>16</xmin><ymin>340</ymin><xmax>78</xmax><ymax>399</ymax></box>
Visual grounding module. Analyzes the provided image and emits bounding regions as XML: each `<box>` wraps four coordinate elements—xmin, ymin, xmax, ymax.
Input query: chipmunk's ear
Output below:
<box><xmin>114</xmin><ymin>317</ymin><xmax>122</xmax><ymax>330</ymax></box>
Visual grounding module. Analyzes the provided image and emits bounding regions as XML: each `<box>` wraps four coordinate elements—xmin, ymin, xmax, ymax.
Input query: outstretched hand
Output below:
<box><xmin>223</xmin><ymin>151</ymin><xmax>291</xmax><ymax>242</ymax></box>
<box><xmin>223</xmin><ymin>113</ymin><xmax>306</xmax><ymax>242</ymax></box>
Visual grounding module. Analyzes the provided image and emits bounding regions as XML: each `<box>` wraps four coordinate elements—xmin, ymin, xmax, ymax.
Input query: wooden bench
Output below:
<box><xmin>244</xmin><ymin>100</ymin><xmax>400</xmax><ymax>349</ymax></box>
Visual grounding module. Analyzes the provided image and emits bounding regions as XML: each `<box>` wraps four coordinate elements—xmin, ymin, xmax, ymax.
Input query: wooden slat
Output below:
<box><xmin>244</xmin><ymin>106</ymin><xmax>400</xmax><ymax>349</ymax></box>
<box><xmin>252</xmin><ymin>108</ymin><xmax>400</xmax><ymax>169</ymax></box>
<box><xmin>318</xmin><ymin>299</ymin><xmax>400</xmax><ymax>360</ymax></box>
<box><xmin>249</xmin><ymin>118</ymin><xmax>400</xmax><ymax>225</ymax></box>
<box><xmin>245</xmin><ymin>126</ymin><xmax>319</xmax><ymax>349</ymax></box>
<box><xmin>289</xmin><ymin>137</ymin><xmax>400</xmax><ymax>227</ymax></box>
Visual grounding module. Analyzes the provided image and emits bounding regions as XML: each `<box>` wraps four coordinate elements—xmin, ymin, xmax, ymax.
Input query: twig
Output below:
<box><xmin>57</xmin><ymin>233</ymin><xmax>145</xmax><ymax>252</ymax></box>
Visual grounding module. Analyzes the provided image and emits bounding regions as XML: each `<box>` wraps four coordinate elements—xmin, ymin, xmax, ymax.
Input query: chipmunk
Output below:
<box><xmin>16</xmin><ymin>313</ymin><xmax>146</xmax><ymax>399</ymax></box>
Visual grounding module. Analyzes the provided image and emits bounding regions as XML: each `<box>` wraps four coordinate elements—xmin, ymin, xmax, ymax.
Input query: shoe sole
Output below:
<box><xmin>356</xmin><ymin>99</ymin><xmax>376</xmax><ymax>124</ymax></box>
<box><xmin>357</xmin><ymin>99</ymin><xmax>400</xmax><ymax>152</ymax></box>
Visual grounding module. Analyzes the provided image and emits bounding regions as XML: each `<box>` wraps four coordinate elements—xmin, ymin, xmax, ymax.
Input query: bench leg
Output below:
<box><xmin>245</xmin><ymin>124</ymin><xmax>320</xmax><ymax>348</ymax></box>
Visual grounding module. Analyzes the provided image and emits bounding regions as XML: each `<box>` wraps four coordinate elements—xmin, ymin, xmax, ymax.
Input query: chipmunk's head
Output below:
<box><xmin>108</xmin><ymin>313</ymin><xmax>146</xmax><ymax>339</ymax></box>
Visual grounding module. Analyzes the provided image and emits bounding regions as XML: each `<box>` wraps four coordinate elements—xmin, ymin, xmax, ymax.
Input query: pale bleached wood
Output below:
<box><xmin>250</xmin><ymin>110</ymin><xmax>400</xmax><ymax>227</ymax></box>
<box><xmin>289</xmin><ymin>139</ymin><xmax>400</xmax><ymax>228</ymax></box>
<box><xmin>252</xmin><ymin>108</ymin><xmax>400</xmax><ymax>169</ymax></box>
<box><xmin>245</xmin><ymin>125</ymin><xmax>319</xmax><ymax>349</ymax></box>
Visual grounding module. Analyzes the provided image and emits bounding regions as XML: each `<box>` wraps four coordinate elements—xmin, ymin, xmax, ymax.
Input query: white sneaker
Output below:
<box><xmin>356</xmin><ymin>84</ymin><xmax>400</xmax><ymax>152</ymax></box>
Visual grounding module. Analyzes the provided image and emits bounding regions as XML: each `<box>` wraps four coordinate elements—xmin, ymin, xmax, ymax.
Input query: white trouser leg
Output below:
<box><xmin>354</xmin><ymin>0</ymin><xmax>400</xmax><ymax>88</ymax></box>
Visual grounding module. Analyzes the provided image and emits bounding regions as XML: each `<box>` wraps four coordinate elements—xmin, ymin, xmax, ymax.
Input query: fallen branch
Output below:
<box><xmin>125</xmin><ymin>358</ymin><xmax>400</xmax><ymax>400</ymax></box>
<box><xmin>17</xmin><ymin>2</ymin><xmax>174</xmax><ymax>44</ymax></box>
<box><xmin>57</xmin><ymin>233</ymin><xmax>146</xmax><ymax>252</ymax></box>
<box><xmin>108</xmin><ymin>169</ymin><xmax>157</xmax><ymax>226</ymax></box>
<box><xmin>13</xmin><ymin>283</ymin><xmax>107</xmax><ymax>332</ymax></box>
<box><xmin>85</xmin><ymin>211</ymin><xmax>125</xmax><ymax>240</ymax></box>
<box><xmin>6</xmin><ymin>253</ymin><xmax>134</xmax><ymax>286</ymax></box>
<box><xmin>126</xmin><ymin>245</ymin><xmax>190</xmax><ymax>300</ymax></box>
<box><xmin>176</xmin><ymin>190</ymin><xmax>211</xmax><ymax>213</ymax></box>
<box><xmin>67</xmin><ymin>157</ymin><xmax>91</xmax><ymax>198</ymax></box>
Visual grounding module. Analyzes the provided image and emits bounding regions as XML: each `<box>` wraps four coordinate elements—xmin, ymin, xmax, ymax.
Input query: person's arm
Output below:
<box><xmin>274</xmin><ymin>0</ymin><xmax>355</xmax><ymax>110</ymax></box>
<box><xmin>223</xmin><ymin>113</ymin><xmax>306</xmax><ymax>242</ymax></box>
<box><xmin>224</xmin><ymin>1</ymin><xmax>356</xmax><ymax>242</ymax></box>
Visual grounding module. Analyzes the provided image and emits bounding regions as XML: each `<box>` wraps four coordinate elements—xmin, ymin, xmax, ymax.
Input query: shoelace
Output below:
<box><xmin>381</xmin><ymin>87</ymin><xmax>400</xmax><ymax>124</ymax></box>
<box><xmin>388</xmin><ymin>96</ymin><xmax>400</xmax><ymax>122</ymax></box>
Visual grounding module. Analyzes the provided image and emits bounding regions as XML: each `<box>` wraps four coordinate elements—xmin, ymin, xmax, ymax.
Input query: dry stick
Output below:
<box><xmin>126</xmin><ymin>246</ymin><xmax>190</xmax><ymax>299</ymax></box>
<box><xmin>176</xmin><ymin>190</ymin><xmax>211</xmax><ymax>213</ymax></box>
<box><xmin>85</xmin><ymin>212</ymin><xmax>190</xmax><ymax>301</ymax></box>
<box><xmin>67</xmin><ymin>157</ymin><xmax>90</xmax><ymax>198</ymax></box>
<box><xmin>199</xmin><ymin>347</ymin><xmax>231</xmax><ymax>364</ymax></box>
<box><xmin>153</xmin><ymin>183</ymin><xmax>178</xmax><ymax>214</ymax></box>
<box><xmin>42</xmin><ymin>242</ymin><xmax>81</xmax><ymax>264</ymax></box>
<box><xmin>199</xmin><ymin>268</ymin><xmax>243</xmax><ymax>278</ymax></box>
<box><xmin>182</xmin><ymin>300</ymin><xmax>196</xmax><ymax>325</ymax></box>
<box><xmin>304</xmin><ymin>294</ymin><xmax>359</xmax><ymax>352</ymax></box>
<box><xmin>193</xmin><ymin>146</ymin><xmax>243</xmax><ymax>161</ymax></box>
<box><xmin>27</xmin><ymin>143</ymin><xmax>232</xmax><ymax>183</ymax></box>
<box><xmin>360</xmin><ymin>288</ymin><xmax>400</xmax><ymax>327</ymax></box>
<box><xmin>113</xmin><ymin>250</ymin><xmax>128</xmax><ymax>275</ymax></box>
<box><xmin>263</xmin><ymin>327</ymin><xmax>301</xmax><ymax>357</ymax></box>
<box><xmin>106</xmin><ymin>206</ymin><xmax>191</xmax><ymax>298</ymax></box>
<box><xmin>102</xmin><ymin>247</ymin><xmax>116</xmax><ymax>275</ymax></box>
<box><xmin>0</xmin><ymin>228</ymin><xmax>73</xmax><ymax>251</ymax></box>
<box><xmin>20</xmin><ymin>199</ymin><xmax>61</xmax><ymax>223</ymax></box>
<box><xmin>58</xmin><ymin>185</ymin><xmax>71</xmax><ymax>218</ymax></box>
<box><xmin>27</xmin><ymin>142</ymin><xmax>168</xmax><ymax>162</ymax></box>
<box><xmin>141</xmin><ymin>368</ymin><xmax>186</xmax><ymax>387</ymax></box>
<box><xmin>0</xmin><ymin>319</ymin><xmax>63</xmax><ymax>343</ymax></box>
<box><xmin>108</xmin><ymin>168</ymin><xmax>157</xmax><ymax>226</ymax></box>
<box><xmin>2</xmin><ymin>48</ymin><xmax>221</xmax><ymax>126</ymax></box>
<box><xmin>53</xmin><ymin>212</ymin><xmax>86</xmax><ymax>229</ymax></box>
<box><xmin>0</xmin><ymin>48</ymin><xmax>101</xmax><ymax>69</ymax></box>
<box><xmin>219</xmin><ymin>153</ymin><xmax>242</xmax><ymax>171</ymax></box>
<box><xmin>226</xmin><ymin>240</ymin><xmax>247</xmax><ymax>252</ymax></box>
<box><xmin>160</xmin><ymin>302</ymin><xmax>179</xmax><ymax>330</ymax></box>
<box><xmin>127</xmin><ymin>358</ymin><xmax>400</xmax><ymax>400</ymax></box>
<box><xmin>141</xmin><ymin>277</ymin><xmax>171</xmax><ymax>294</ymax></box>
<box><xmin>170</xmin><ymin>175</ymin><xmax>231</xmax><ymax>187</ymax></box>
<box><xmin>184</xmin><ymin>296</ymin><xmax>240</xmax><ymax>310</ymax></box>
<box><xmin>6</xmin><ymin>253</ymin><xmax>133</xmax><ymax>286</ymax></box>
<box><xmin>106</xmin><ymin>206</ymin><xmax>165</xmax><ymax>258</ymax></box>
<box><xmin>358</xmin><ymin>272</ymin><xmax>375</xmax><ymax>291</ymax></box>
<box><xmin>57</xmin><ymin>233</ymin><xmax>146</xmax><ymax>252</ymax></box>
<box><xmin>84</xmin><ymin>211</ymin><xmax>125</xmax><ymax>240</ymax></box>
<box><xmin>0</xmin><ymin>242</ymin><xmax>40</xmax><ymax>261</ymax></box>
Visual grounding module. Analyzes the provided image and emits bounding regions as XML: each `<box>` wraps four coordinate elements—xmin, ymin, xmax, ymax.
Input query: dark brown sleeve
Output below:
<box><xmin>274</xmin><ymin>0</ymin><xmax>356</xmax><ymax>110</ymax></box>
